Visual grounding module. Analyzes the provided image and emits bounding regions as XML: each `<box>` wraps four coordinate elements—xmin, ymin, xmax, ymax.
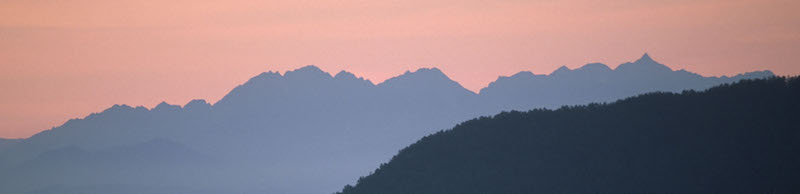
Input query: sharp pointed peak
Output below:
<box><xmin>636</xmin><ymin>53</ymin><xmax>655</xmax><ymax>63</ymax></box>
<box><xmin>153</xmin><ymin>101</ymin><xmax>181</xmax><ymax>111</ymax></box>
<box><xmin>334</xmin><ymin>70</ymin><xmax>357</xmax><ymax>79</ymax></box>
<box><xmin>614</xmin><ymin>52</ymin><xmax>673</xmax><ymax>72</ymax></box>
<box><xmin>551</xmin><ymin>65</ymin><xmax>571</xmax><ymax>75</ymax></box>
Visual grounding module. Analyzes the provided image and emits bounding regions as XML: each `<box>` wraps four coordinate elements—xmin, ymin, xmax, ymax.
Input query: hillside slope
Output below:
<box><xmin>338</xmin><ymin>76</ymin><xmax>800</xmax><ymax>194</ymax></box>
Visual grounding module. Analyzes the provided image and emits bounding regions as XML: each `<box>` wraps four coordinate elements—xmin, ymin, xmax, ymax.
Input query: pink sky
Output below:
<box><xmin>1</xmin><ymin>0</ymin><xmax>799</xmax><ymax>138</ymax></box>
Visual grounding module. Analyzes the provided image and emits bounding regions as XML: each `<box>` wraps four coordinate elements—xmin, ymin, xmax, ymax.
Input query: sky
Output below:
<box><xmin>1</xmin><ymin>0</ymin><xmax>799</xmax><ymax>138</ymax></box>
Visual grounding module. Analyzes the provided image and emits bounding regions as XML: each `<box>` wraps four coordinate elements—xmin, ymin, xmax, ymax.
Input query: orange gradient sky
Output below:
<box><xmin>1</xmin><ymin>0</ymin><xmax>799</xmax><ymax>138</ymax></box>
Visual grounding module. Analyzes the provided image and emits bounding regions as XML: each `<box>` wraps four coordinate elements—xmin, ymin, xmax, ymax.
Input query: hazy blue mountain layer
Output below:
<box><xmin>0</xmin><ymin>54</ymin><xmax>775</xmax><ymax>194</ymax></box>
<box><xmin>0</xmin><ymin>138</ymin><xmax>22</xmax><ymax>152</ymax></box>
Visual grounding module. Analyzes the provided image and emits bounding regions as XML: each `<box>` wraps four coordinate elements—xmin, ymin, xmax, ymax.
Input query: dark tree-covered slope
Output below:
<box><xmin>337</xmin><ymin>76</ymin><xmax>800</xmax><ymax>194</ymax></box>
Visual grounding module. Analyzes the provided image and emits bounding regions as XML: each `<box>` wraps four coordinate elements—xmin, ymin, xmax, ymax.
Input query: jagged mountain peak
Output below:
<box><xmin>184</xmin><ymin>99</ymin><xmax>211</xmax><ymax>111</ymax></box>
<box><xmin>550</xmin><ymin>66</ymin><xmax>571</xmax><ymax>75</ymax></box>
<box><xmin>637</xmin><ymin>53</ymin><xmax>655</xmax><ymax>63</ymax></box>
<box><xmin>253</xmin><ymin>71</ymin><xmax>282</xmax><ymax>79</ymax></box>
<box><xmin>415</xmin><ymin>67</ymin><xmax>444</xmax><ymax>74</ymax></box>
<box><xmin>334</xmin><ymin>70</ymin><xmax>358</xmax><ymax>79</ymax></box>
<box><xmin>101</xmin><ymin>104</ymin><xmax>147</xmax><ymax>114</ymax></box>
<box><xmin>615</xmin><ymin>53</ymin><xmax>673</xmax><ymax>72</ymax></box>
<box><xmin>392</xmin><ymin>67</ymin><xmax>447</xmax><ymax>80</ymax></box>
<box><xmin>81</xmin><ymin>104</ymin><xmax>148</xmax><ymax>122</ymax></box>
<box><xmin>743</xmin><ymin>70</ymin><xmax>775</xmax><ymax>77</ymax></box>
<box><xmin>381</xmin><ymin>67</ymin><xmax>455</xmax><ymax>86</ymax></box>
<box><xmin>479</xmin><ymin>71</ymin><xmax>541</xmax><ymax>95</ymax></box>
<box><xmin>334</xmin><ymin>70</ymin><xmax>375</xmax><ymax>86</ymax></box>
<box><xmin>108</xmin><ymin>104</ymin><xmax>134</xmax><ymax>110</ymax></box>
<box><xmin>152</xmin><ymin>101</ymin><xmax>181</xmax><ymax>112</ymax></box>
<box><xmin>377</xmin><ymin>67</ymin><xmax>475</xmax><ymax>96</ymax></box>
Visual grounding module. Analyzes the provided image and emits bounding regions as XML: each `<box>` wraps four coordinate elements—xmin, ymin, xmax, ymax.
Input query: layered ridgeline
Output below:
<box><xmin>480</xmin><ymin>53</ymin><xmax>773</xmax><ymax>110</ymax></box>
<box><xmin>338</xmin><ymin>77</ymin><xmax>800</xmax><ymax>194</ymax></box>
<box><xmin>0</xmin><ymin>54</ymin><xmax>774</xmax><ymax>194</ymax></box>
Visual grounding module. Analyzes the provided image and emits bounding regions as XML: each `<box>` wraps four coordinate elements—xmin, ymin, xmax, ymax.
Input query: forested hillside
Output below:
<box><xmin>338</xmin><ymin>76</ymin><xmax>800</xmax><ymax>194</ymax></box>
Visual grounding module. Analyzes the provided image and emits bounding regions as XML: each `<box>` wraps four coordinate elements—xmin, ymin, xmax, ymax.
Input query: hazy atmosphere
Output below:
<box><xmin>1</xmin><ymin>0</ymin><xmax>798</xmax><ymax>138</ymax></box>
<box><xmin>1</xmin><ymin>1</ymin><xmax>799</xmax><ymax>194</ymax></box>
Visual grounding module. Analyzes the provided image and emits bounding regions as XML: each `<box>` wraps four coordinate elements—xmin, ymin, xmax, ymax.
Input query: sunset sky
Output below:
<box><xmin>1</xmin><ymin>0</ymin><xmax>799</xmax><ymax>138</ymax></box>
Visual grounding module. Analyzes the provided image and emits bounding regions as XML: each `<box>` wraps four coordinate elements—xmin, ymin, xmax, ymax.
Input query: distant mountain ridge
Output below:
<box><xmin>0</xmin><ymin>54</ymin><xmax>775</xmax><ymax>194</ymax></box>
<box><xmin>479</xmin><ymin>53</ymin><xmax>774</xmax><ymax>111</ymax></box>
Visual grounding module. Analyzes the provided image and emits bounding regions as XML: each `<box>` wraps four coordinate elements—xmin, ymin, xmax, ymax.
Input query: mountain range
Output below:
<box><xmin>0</xmin><ymin>54</ymin><xmax>775</xmax><ymax>194</ymax></box>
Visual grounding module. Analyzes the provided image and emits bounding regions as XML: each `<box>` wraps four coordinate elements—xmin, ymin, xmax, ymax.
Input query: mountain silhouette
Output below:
<box><xmin>336</xmin><ymin>76</ymin><xmax>800</xmax><ymax>194</ymax></box>
<box><xmin>0</xmin><ymin>54</ymin><xmax>777</xmax><ymax>194</ymax></box>
<box><xmin>479</xmin><ymin>53</ymin><xmax>774</xmax><ymax>112</ymax></box>
<box><xmin>3</xmin><ymin>138</ymin><xmax>217</xmax><ymax>194</ymax></box>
